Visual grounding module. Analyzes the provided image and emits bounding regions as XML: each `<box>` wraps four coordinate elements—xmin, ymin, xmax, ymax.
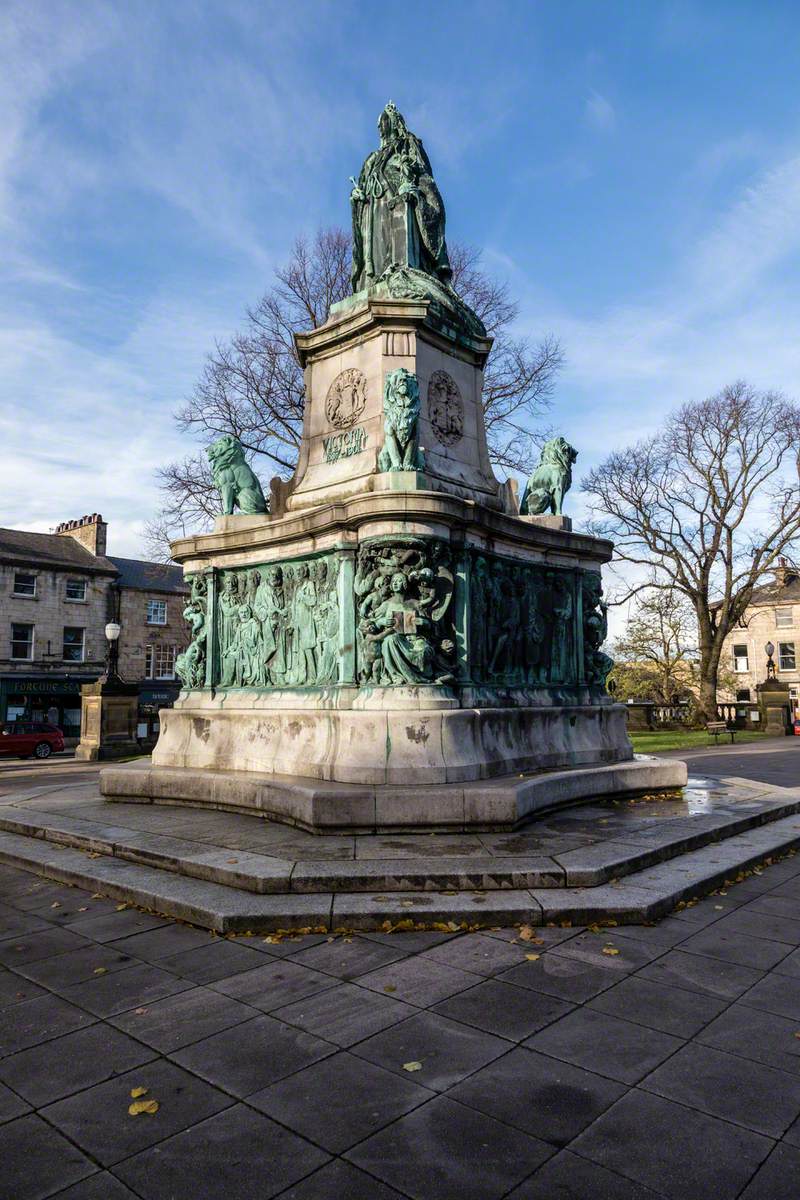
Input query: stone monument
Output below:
<box><xmin>102</xmin><ymin>102</ymin><xmax>684</xmax><ymax>829</ymax></box>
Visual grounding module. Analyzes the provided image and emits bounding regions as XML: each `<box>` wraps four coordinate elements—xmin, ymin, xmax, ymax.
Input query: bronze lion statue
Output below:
<box><xmin>207</xmin><ymin>435</ymin><xmax>268</xmax><ymax>516</ymax></box>
<box><xmin>377</xmin><ymin>367</ymin><xmax>425</xmax><ymax>472</ymax></box>
<box><xmin>520</xmin><ymin>436</ymin><xmax>578</xmax><ymax>516</ymax></box>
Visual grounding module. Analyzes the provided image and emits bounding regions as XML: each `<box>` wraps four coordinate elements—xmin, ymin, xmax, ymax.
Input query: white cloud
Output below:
<box><xmin>584</xmin><ymin>90</ymin><xmax>616</xmax><ymax>133</ymax></box>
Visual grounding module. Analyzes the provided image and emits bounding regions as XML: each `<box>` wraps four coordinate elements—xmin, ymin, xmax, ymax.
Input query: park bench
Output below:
<box><xmin>707</xmin><ymin>720</ymin><xmax>736</xmax><ymax>744</ymax></box>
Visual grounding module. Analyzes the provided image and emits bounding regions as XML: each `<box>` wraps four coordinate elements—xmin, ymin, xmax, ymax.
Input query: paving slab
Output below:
<box><xmin>345</xmin><ymin>1094</ymin><xmax>553</xmax><ymax>1200</ymax></box>
<box><xmin>113</xmin><ymin>1104</ymin><xmax>330</xmax><ymax>1200</ymax></box>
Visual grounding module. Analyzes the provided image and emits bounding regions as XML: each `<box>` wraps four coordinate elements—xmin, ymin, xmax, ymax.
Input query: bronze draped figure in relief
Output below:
<box><xmin>467</xmin><ymin>553</ymin><xmax>580</xmax><ymax>688</ymax></box>
<box><xmin>215</xmin><ymin>556</ymin><xmax>340</xmax><ymax>689</ymax></box>
<box><xmin>355</xmin><ymin>540</ymin><xmax>455</xmax><ymax>686</ymax></box>
<box><xmin>582</xmin><ymin>573</ymin><xmax>614</xmax><ymax>687</ymax></box>
<box><xmin>176</xmin><ymin>574</ymin><xmax>208</xmax><ymax>689</ymax></box>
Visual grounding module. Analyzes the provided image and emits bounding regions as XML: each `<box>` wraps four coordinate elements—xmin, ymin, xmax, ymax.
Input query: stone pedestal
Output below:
<box><xmin>101</xmin><ymin>296</ymin><xmax>685</xmax><ymax>827</ymax></box>
<box><xmin>757</xmin><ymin>680</ymin><xmax>792</xmax><ymax>736</ymax></box>
<box><xmin>75</xmin><ymin>677</ymin><xmax>141</xmax><ymax>761</ymax></box>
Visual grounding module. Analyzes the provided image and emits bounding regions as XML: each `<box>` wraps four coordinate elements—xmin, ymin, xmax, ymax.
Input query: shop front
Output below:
<box><xmin>0</xmin><ymin>674</ymin><xmax>100</xmax><ymax>742</ymax></box>
<box><xmin>136</xmin><ymin>683</ymin><xmax>182</xmax><ymax>747</ymax></box>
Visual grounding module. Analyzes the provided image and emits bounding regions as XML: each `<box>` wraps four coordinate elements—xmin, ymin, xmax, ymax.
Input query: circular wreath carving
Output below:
<box><xmin>427</xmin><ymin>370</ymin><xmax>464</xmax><ymax>446</ymax></box>
<box><xmin>325</xmin><ymin>368</ymin><xmax>367</xmax><ymax>429</ymax></box>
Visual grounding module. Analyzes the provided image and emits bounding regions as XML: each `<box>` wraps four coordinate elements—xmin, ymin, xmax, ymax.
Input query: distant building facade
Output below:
<box><xmin>719</xmin><ymin>559</ymin><xmax>800</xmax><ymax>719</ymax></box>
<box><xmin>0</xmin><ymin>515</ymin><xmax>188</xmax><ymax>743</ymax></box>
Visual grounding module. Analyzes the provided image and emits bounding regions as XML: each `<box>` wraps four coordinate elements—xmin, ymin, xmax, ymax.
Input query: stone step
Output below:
<box><xmin>1</xmin><ymin>811</ymin><xmax>799</xmax><ymax>931</ymax></box>
<box><xmin>0</xmin><ymin>790</ymin><xmax>798</xmax><ymax>896</ymax></box>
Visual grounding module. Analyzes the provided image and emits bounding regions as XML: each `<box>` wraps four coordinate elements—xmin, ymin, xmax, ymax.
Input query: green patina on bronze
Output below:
<box><xmin>520</xmin><ymin>437</ymin><xmax>578</xmax><ymax>517</ymax></box>
<box><xmin>468</xmin><ymin>551</ymin><xmax>578</xmax><ymax>686</ymax></box>
<box><xmin>184</xmin><ymin>529</ymin><xmax>612</xmax><ymax>692</ymax></box>
<box><xmin>214</xmin><ymin>554</ymin><xmax>341</xmax><ymax>688</ymax></box>
<box><xmin>377</xmin><ymin>368</ymin><xmax>424</xmax><ymax>473</ymax></box>
<box><xmin>354</xmin><ymin>537</ymin><xmax>455</xmax><ymax>685</ymax></box>
<box><xmin>207</xmin><ymin>434</ymin><xmax>268</xmax><ymax>516</ymax></box>
<box><xmin>333</xmin><ymin>102</ymin><xmax>485</xmax><ymax>341</ymax></box>
<box><xmin>175</xmin><ymin>574</ymin><xmax>208</xmax><ymax>688</ymax></box>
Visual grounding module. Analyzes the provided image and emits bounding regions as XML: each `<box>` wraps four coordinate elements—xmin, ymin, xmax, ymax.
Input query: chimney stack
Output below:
<box><xmin>55</xmin><ymin>513</ymin><xmax>108</xmax><ymax>557</ymax></box>
<box><xmin>774</xmin><ymin>556</ymin><xmax>797</xmax><ymax>590</ymax></box>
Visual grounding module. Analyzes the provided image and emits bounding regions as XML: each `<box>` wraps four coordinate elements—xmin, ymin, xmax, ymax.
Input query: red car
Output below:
<box><xmin>0</xmin><ymin>721</ymin><xmax>64</xmax><ymax>760</ymax></box>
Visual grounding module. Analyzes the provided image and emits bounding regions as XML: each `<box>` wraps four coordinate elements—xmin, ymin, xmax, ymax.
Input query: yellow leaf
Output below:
<box><xmin>525</xmin><ymin>953</ymin><xmax>540</xmax><ymax>961</ymax></box>
<box><xmin>50</xmin><ymin>902</ymin><xmax>61</xmax><ymax>909</ymax></box>
<box><xmin>402</xmin><ymin>1061</ymin><xmax>423</xmax><ymax>1072</ymax></box>
<box><xmin>130</xmin><ymin>1087</ymin><xmax>148</xmax><ymax>1098</ymax></box>
<box><xmin>519</xmin><ymin>925</ymin><xmax>536</xmax><ymax>941</ymax></box>
<box><xmin>602</xmin><ymin>947</ymin><xmax>620</xmax><ymax>956</ymax></box>
<box><xmin>116</xmin><ymin>904</ymin><xmax>128</xmax><ymax>911</ymax></box>
<box><xmin>383</xmin><ymin>985</ymin><xmax>397</xmax><ymax>993</ymax></box>
<box><xmin>78</xmin><ymin>906</ymin><xmax>88</xmax><ymax>912</ymax></box>
<box><xmin>93</xmin><ymin>967</ymin><xmax>107</xmax><ymax>975</ymax></box>
<box><xmin>226</xmin><ymin>858</ymin><xmax>238</xmax><ymax>864</ymax></box>
<box><xmin>128</xmin><ymin>1099</ymin><xmax>159</xmax><ymax>1116</ymax></box>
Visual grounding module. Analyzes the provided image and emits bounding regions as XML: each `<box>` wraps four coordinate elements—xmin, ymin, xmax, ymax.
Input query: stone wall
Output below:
<box><xmin>116</xmin><ymin>586</ymin><xmax>190</xmax><ymax>683</ymax></box>
<box><xmin>0</xmin><ymin>562</ymin><xmax>113</xmax><ymax>672</ymax></box>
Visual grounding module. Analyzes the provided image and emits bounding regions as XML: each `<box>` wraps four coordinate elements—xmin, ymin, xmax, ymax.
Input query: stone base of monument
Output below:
<box><xmin>99</xmin><ymin>754</ymin><xmax>687</xmax><ymax>832</ymax></box>
<box><xmin>2</xmin><ymin>770</ymin><xmax>799</xmax><ymax>932</ymax></box>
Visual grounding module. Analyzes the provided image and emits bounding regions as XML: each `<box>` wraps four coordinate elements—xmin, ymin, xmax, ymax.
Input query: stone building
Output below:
<box><xmin>0</xmin><ymin>514</ymin><xmax>188</xmax><ymax>743</ymax></box>
<box><xmin>719</xmin><ymin>559</ymin><xmax>800</xmax><ymax>719</ymax></box>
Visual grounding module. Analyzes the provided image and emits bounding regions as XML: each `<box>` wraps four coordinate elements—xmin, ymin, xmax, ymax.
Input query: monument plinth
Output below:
<box><xmin>102</xmin><ymin>102</ymin><xmax>684</xmax><ymax>829</ymax></box>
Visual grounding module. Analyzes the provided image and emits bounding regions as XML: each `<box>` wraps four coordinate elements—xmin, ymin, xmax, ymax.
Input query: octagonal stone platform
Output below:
<box><xmin>2</xmin><ymin>769</ymin><xmax>800</xmax><ymax>932</ymax></box>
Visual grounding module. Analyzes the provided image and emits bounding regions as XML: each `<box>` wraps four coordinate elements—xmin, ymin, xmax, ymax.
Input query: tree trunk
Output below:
<box><xmin>696</xmin><ymin>653</ymin><xmax>720</xmax><ymax>725</ymax></box>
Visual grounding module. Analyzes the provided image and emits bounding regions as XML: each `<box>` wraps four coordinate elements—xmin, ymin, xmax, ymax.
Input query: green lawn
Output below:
<box><xmin>629</xmin><ymin>729</ymin><xmax>774</xmax><ymax>754</ymax></box>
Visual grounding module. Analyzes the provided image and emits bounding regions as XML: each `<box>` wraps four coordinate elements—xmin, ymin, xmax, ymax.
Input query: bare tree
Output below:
<box><xmin>610</xmin><ymin>590</ymin><xmax>697</xmax><ymax>704</ymax></box>
<box><xmin>146</xmin><ymin>232</ymin><xmax>561</xmax><ymax>557</ymax></box>
<box><xmin>583</xmin><ymin>381</ymin><xmax>800</xmax><ymax>721</ymax></box>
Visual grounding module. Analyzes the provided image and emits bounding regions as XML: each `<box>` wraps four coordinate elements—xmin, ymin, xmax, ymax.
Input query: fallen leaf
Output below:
<box><xmin>115</xmin><ymin>904</ymin><xmax>128</xmax><ymax>912</ymax></box>
<box><xmin>226</xmin><ymin>858</ymin><xmax>238</xmax><ymax>864</ymax></box>
<box><xmin>402</xmin><ymin>1061</ymin><xmax>423</xmax><ymax>1072</ymax></box>
<box><xmin>525</xmin><ymin>953</ymin><xmax>540</xmax><ymax>961</ymax></box>
<box><xmin>128</xmin><ymin>1099</ymin><xmax>159</xmax><ymax>1116</ymax></box>
<box><xmin>519</xmin><ymin>925</ymin><xmax>536</xmax><ymax>942</ymax></box>
<box><xmin>130</xmin><ymin>1087</ymin><xmax>148</xmax><ymax>1098</ymax></box>
<box><xmin>93</xmin><ymin>967</ymin><xmax>107</xmax><ymax>975</ymax></box>
<box><xmin>134</xmin><ymin>1007</ymin><xmax>148</xmax><ymax>1015</ymax></box>
<box><xmin>50</xmin><ymin>902</ymin><xmax>61</xmax><ymax>909</ymax></box>
<box><xmin>602</xmin><ymin>947</ymin><xmax>620</xmax><ymax>956</ymax></box>
<box><xmin>714</xmin><ymin>905</ymin><xmax>724</xmax><ymax>911</ymax></box>
<box><xmin>78</xmin><ymin>906</ymin><xmax>88</xmax><ymax>912</ymax></box>
<box><xmin>383</xmin><ymin>985</ymin><xmax>397</xmax><ymax>993</ymax></box>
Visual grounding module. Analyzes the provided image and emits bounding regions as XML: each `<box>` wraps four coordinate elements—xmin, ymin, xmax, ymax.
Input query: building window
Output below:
<box><xmin>146</xmin><ymin>599</ymin><xmax>167</xmax><ymax>626</ymax></box>
<box><xmin>65</xmin><ymin>579</ymin><xmax>87</xmax><ymax>601</ymax></box>
<box><xmin>12</xmin><ymin>573</ymin><xmax>36</xmax><ymax>597</ymax></box>
<box><xmin>62</xmin><ymin>627</ymin><xmax>85</xmax><ymax>662</ymax></box>
<box><xmin>145</xmin><ymin>644</ymin><xmax>176</xmax><ymax>680</ymax></box>
<box><xmin>736</xmin><ymin>688</ymin><xmax>751</xmax><ymax>702</ymax></box>
<box><xmin>732</xmin><ymin>644</ymin><xmax>749</xmax><ymax>673</ymax></box>
<box><xmin>11</xmin><ymin>624</ymin><xmax>34</xmax><ymax>660</ymax></box>
<box><xmin>776</xmin><ymin>607</ymin><xmax>794</xmax><ymax>629</ymax></box>
<box><xmin>779</xmin><ymin>642</ymin><xmax>796</xmax><ymax>671</ymax></box>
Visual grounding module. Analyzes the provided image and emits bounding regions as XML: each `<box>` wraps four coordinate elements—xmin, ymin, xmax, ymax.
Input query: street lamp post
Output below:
<box><xmin>765</xmin><ymin>641</ymin><xmax>777</xmax><ymax>681</ymax></box>
<box><xmin>75</xmin><ymin>619</ymin><xmax>140</xmax><ymax>761</ymax></box>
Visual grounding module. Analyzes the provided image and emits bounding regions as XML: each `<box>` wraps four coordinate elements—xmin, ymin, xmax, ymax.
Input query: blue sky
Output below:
<box><xmin>3</xmin><ymin>0</ymin><xmax>800</xmax><ymax>571</ymax></box>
